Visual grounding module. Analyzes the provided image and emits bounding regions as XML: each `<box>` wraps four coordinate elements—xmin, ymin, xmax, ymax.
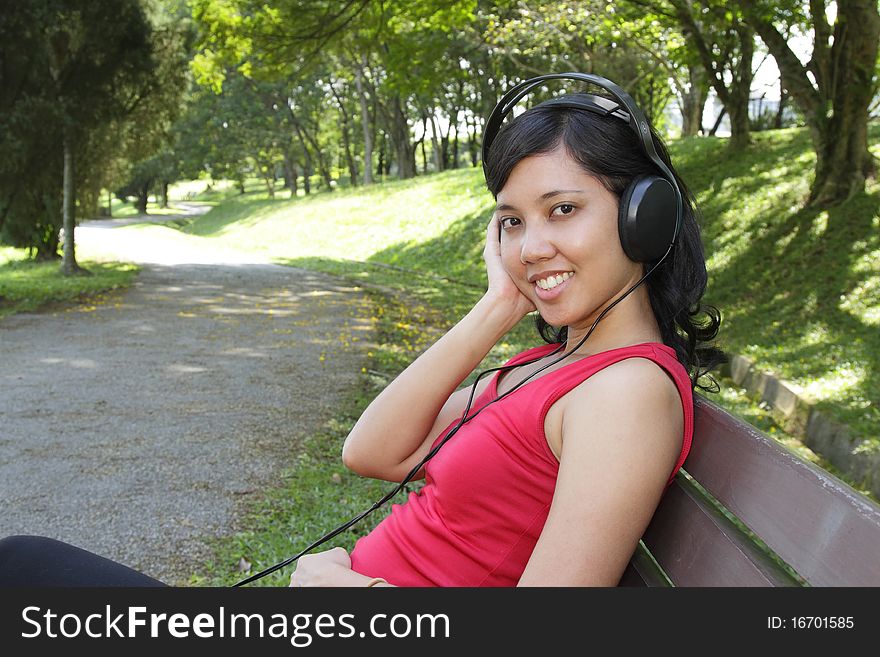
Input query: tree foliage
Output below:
<box><xmin>0</xmin><ymin>0</ymin><xmax>189</xmax><ymax>258</ymax></box>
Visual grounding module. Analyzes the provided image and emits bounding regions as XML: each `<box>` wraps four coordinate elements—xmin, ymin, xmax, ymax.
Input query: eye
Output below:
<box><xmin>499</xmin><ymin>216</ymin><xmax>522</xmax><ymax>230</ymax></box>
<box><xmin>551</xmin><ymin>203</ymin><xmax>576</xmax><ymax>216</ymax></box>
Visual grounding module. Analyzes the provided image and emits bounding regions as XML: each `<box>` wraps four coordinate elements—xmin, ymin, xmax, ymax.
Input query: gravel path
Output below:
<box><xmin>0</xmin><ymin>206</ymin><xmax>375</xmax><ymax>584</ymax></box>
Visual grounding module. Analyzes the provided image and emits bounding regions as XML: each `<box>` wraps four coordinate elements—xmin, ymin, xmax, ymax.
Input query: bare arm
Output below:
<box><xmin>516</xmin><ymin>358</ymin><xmax>684</xmax><ymax>586</ymax></box>
<box><xmin>342</xmin><ymin>216</ymin><xmax>535</xmax><ymax>483</ymax></box>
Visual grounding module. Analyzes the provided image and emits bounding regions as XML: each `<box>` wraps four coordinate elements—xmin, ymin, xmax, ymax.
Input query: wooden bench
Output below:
<box><xmin>620</xmin><ymin>395</ymin><xmax>880</xmax><ymax>586</ymax></box>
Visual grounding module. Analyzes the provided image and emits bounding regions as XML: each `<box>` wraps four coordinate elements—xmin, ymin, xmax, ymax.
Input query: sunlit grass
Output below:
<box><xmin>0</xmin><ymin>247</ymin><xmax>139</xmax><ymax>317</ymax></box>
<box><xmin>176</xmin><ymin>168</ymin><xmax>493</xmax><ymax>278</ymax></box>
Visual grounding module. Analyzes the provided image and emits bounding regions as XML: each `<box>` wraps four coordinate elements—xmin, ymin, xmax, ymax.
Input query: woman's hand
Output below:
<box><xmin>483</xmin><ymin>215</ymin><xmax>536</xmax><ymax>320</ymax></box>
<box><xmin>289</xmin><ymin>547</ymin><xmax>352</xmax><ymax>587</ymax></box>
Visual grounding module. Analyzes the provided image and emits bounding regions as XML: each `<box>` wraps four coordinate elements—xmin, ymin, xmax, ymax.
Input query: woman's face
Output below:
<box><xmin>495</xmin><ymin>144</ymin><xmax>643</xmax><ymax>330</ymax></box>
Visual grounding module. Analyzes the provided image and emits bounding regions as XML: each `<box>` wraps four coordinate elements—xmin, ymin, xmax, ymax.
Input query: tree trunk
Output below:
<box><xmin>300</xmin><ymin>122</ymin><xmax>333</xmax><ymax>190</ymax></box>
<box><xmin>159</xmin><ymin>181</ymin><xmax>169</xmax><ymax>209</ymax></box>
<box><xmin>810</xmin><ymin>105</ymin><xmax>876</xmax><ymax>206</ymax></box>
<box><xmin>106</xmin><ymin>189</ymin><xmax>113</xmax><ymax>218</ymax></box>
<box><xmin>340</xmin><ymin>116</ymin><xmax>359</xmax><ymax>187</ymax></box>
<box><xmin>672</xmin><ymin>1</ymin><xmax>753</xmax><ymax>149</ymax></box>
<box><xmin>292</xmin><ymin>123</ymin><xmax>313</xmax><ymax>194</ymax></box>
<box><xmin>258</xmin><ymin>159</ymin><xmax>275</xmax><ymax>198</ymax></box>
<box><xmin>288</xmin><ymin>103</ymin><xmax>331</xmax><ymax>191</ymax></box>
<box><xmin>283</xmin><ymin>150</ymin><xmax>298</xmax><ymax>196</ymax></box>
<box><xmin>727</xmin><ymin>97</ymin><xmax>751</xmax><ymax>150</ymax></box>
<box><xmin>740</xmin><ymin>0</ymin><xmax>879</xmax><ymax>206</ymax></box>
<box><xmin>440</xmin><ymin>108</ymin><xmax>453</xmax><ymax>170</ymax></box>
<box><xmin>452</xmin><ymin>119</ymin><xmax>459</xmax><ymax>168</ymax></box>
<box><xmin>774</xmin><ymin>87</ymin><xmax>788</xmax><ymax>129</ymax></box>
<box><xmin>709</xmin><ymin>107</ymin><xmax>727</xmax><ymax>136</ymax></box>
<box><xmin>377</xmin><ymin>130</ymin><xmax>386</xmax><ymax>178</ymax></box>
<box><xmin>35</xmin><ymin>219</ymin><xmax>60</xmax><ymax>261</ymax></box>
<box><xmin>807</xmin><ymin>1</ymin><xmax>879</xmax><ymax>206</ymax></box>
<box><xmin>680</xmin><ymin>90</ymin><xmax>703</xmax><ymax>138</ymax></box>
<box><xmin>330</xmin><ymin>81</ymin><xmax>358</xmax><ymax>187</ymax></box>
<box><xmin>428</xmin><ymin>110</ymin><xmax>443</xmax><ymax>173</ymax></box>
<box><xmin>726</xmin><ymin>23</ymin><xmax>754</xmax><ymax>150</ymax></box>
<box><xmin>290</xmin><ymin>161</ymin><xmax>299</xmax><ymax>197</ymax></box>
<box><xmin>136</xmin><ymin>182</ymin><xmax>149</xmax><ymax>215</ymax></box>
<box><xmin>60</xmin><ymin>129</ymin><xmax>84</xmax><ymax>276</ymax></box>
<box><xmin>389</xmin><ymin>95</ymin><xmax>415</xmax><ymax>179</ymax></box>
<box><xmin>466</xmin><ymin>112</ymin><xmax>478</xmax><ymax>167</ymax></box>
<box><xmin>355</xmin><ymin>63</ymin><xmax>374</xmax><ymax>185</ymax></box>
<box><xmin>419</xmin><ymin>115</ymin><xmax>428</xmax><ymax>173</ymax></box>
<box><xmin>680</xmin><ymin>67</ymin><xmax>708</xmax><ymax>137</ymax></box>
<box><xmin>302</xmin><ymin>161</ymin><xmax>312</xmax><ymax>195</ymax></box>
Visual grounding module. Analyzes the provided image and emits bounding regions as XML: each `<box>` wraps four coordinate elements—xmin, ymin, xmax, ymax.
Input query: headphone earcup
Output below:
<box><xmin>618</xmin><ymin>175</ymin><xmax>678</xmax><ymax>262</ymax></box>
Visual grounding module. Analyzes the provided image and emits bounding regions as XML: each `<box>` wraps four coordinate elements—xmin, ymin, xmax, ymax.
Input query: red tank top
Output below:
<box><xmin>349</xmin><ymin>341</ymin><xmax>694</xmax><ymax>587</ymax></box>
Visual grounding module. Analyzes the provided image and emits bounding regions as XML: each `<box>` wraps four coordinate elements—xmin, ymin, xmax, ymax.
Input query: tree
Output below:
<box><xmin>92</xmin><ymin>0</ymin><xmax>193</xmax><ymax>217</ymax></box>
<box><xmin>189</xmin><ymin>0</ymin><xmax>480</xmax><ymax>181</ymax></box>
<box><xmin>478</xmin><ymin>2</ymin><xmax>680</xmax><ymax>130</ymax></box>
<box><xmin>738</xmin><ymin>0</ymin><xmax>880</xmax><ymax>206</ymax></box>
<box><xmin>623</xmin><ymin>0</ymin><xmax>756</xmax><ymax>149</ymax></box>
<box><xmin>0</xmin><ymin>2</ymin><xmax>65</xmax><ymax>259</ymax></box>
<box><xmin>0</xmin><ymin>0</ymin><xmax>159</xmax><ymax>272</ymax></box>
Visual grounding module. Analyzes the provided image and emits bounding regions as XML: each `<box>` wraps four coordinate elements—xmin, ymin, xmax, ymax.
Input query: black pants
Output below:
<box><xmin>0</xmin><ymin>535</ymin><xmax>167</xmax><ymax>587</ymax></box>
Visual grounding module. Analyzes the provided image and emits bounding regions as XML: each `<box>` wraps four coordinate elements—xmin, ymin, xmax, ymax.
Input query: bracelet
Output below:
<box><xmin>365</xmin><ymin>577</ymin><xmax>387</xmax><ymax>587</ymax></box>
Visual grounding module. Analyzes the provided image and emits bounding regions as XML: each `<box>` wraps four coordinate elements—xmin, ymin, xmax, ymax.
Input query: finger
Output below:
<box><xmin>485</xmin><ymin>216</ymin><xmax>501</xmax><ymax>250</ymax></box>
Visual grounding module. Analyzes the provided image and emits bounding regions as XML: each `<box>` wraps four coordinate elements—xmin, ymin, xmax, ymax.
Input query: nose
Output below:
<box><xmin>519</xmin><ymin>222</ymin><xmax>557</xmax><ymax>264</ymax></box>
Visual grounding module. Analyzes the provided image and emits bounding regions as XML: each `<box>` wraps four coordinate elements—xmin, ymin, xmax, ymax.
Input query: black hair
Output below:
<box><xmin>484</xmin><ymin>93</ymin><xmax>726</xmax><ymax>393</ymax></box>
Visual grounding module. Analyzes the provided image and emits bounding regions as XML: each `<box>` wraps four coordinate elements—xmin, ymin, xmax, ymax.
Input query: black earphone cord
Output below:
<box><xmin>233</xmin><ymin>242</ymin><xmax>674</xmax><ymax>586</ymax></box>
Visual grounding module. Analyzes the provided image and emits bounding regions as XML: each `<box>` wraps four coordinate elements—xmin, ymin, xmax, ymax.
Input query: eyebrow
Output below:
<box><xmin>495</xmin><ymin>189</ymin><xmax>584</xmax><ymax>212</ymax></box>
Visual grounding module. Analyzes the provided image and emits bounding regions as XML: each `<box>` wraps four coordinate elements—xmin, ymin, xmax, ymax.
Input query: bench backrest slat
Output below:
<box><xmin>683</xmin><ymin>396</ymin><xmax>880</xmax><ymax>586</ymax></box>
<box><xmin>621</xmin><ymin>541</ymin><xmax>671</xmax><ymax>587</ymax></box>
<box><xmin>643</xmin><ymin>475</ymin><xmax>802</xmax><ymax>586</ymax></box>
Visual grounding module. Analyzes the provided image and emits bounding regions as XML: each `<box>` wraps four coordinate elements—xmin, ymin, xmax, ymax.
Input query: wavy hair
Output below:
<box><xmin>484</xmin><ymin>93</ymin><xmax>726</xmax><ymax>392</ymax></box>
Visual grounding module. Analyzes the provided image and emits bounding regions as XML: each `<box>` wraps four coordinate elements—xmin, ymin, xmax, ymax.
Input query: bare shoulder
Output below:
<box><xmin>558</xmin><ymin>355</ymin><xmax>684</xmax><ymax>458</ymax></box>
<box><xmin>570</xmin><ymin>355</ymin><xmax>681</xmax><ymax>412</ymax></box>
<box><xmin>544</xmin><ymin>357</ymin><xmax>684</xmax><ymax>459</ymax></box>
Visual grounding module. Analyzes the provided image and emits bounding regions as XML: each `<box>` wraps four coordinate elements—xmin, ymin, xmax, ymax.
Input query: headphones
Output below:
<box><xmin>234</xmin><ymin>73</ymin><xmax>682</xmax><ymax>587</ymax></box>
<box><xmin>481</xmin><ymin>72</ymin><xmax>682</xmax><ymax>263</ymax></box>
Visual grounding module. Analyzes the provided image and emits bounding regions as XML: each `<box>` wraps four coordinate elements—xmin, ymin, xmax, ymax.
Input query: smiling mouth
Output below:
<box><xmin>534</xmin><ymin>272</ymin><xmax>573</xmax><ymax>291</ymax></box>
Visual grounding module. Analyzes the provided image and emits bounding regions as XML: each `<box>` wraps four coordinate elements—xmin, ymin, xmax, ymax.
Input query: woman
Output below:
<box><xmin>0</xmin><ymin>76</ymin><xmax>723</xmax><ymax>587</ymax></box>
<box><xmin>288</xmin><ymin>81</ymin><xmax>724</xmax><ymax>587</ymax></box>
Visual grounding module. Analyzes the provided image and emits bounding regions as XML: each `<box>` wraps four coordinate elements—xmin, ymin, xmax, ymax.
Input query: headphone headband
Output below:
<box><xmin>481</xmin><ymin>72</ymin><xmax>682</xmax><ymax>245</ymax></box>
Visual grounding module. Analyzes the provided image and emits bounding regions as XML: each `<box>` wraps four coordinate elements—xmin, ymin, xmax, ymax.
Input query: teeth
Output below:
<box><xmin>536</xmin><ymin>272</ymin><xmax>572</xmax><ymax>290</ymax></box>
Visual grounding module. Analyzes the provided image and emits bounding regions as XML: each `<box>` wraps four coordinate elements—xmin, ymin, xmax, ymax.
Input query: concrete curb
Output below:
<box><xmin>722</xmin><ymin>353</ymin><xmax>880</xmax><ymax>500</ymax></box>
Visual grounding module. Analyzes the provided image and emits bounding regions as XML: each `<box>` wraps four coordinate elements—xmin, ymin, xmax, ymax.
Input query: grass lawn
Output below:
<box><xmin>0</xmin><ymin>247</ymin><xmax>139</xmax><ymax>318</ymax></box>
<box><xmin>98</xmin><ymin>124</ymin><xmax>878</xmax><ymax>584</ymax></box>
<box><xmin>676</xmin><ymin>128</ymin><xmax>879</xmax><ymax>440</ymax></box>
